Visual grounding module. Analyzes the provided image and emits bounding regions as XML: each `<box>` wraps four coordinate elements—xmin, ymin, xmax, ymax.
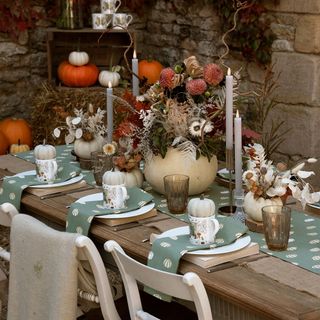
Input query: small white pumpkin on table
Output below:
<box><xmin>34</xmin><ymin>140</ymin><xmax>56</xmax><ymax>160</ymax></box>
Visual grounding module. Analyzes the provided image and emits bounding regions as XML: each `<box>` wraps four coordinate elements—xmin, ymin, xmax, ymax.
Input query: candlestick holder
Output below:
<box><xmin>233</xmin><ymin>189</ymin><xmax>246</xmax><ymax>223</ymax></box>
<box><xmin>218</xmin><ymin>148</ymin><xmax>236</xmax><ymax>216</ymax></box>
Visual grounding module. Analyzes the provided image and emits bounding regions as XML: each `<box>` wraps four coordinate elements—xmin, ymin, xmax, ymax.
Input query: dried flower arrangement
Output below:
<box><xmin>53</xmin><ymin>104</ymin><xmax>106</xmax><ymax>143</ymax></box>
<box><xmin>243</xmin><ymin>143</ymin><xmax>320</xmax><ymax>208</ymax></box>
<box><xmin>129</xmin><ymin>56</ymin><xmax>240</xmax><ymax>161</ymax></box>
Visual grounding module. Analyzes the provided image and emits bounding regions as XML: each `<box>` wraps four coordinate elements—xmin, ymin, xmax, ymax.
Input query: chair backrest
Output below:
<box><xmin>7</xmin><ymin>214</ymin><xmax>121</xmax><ymax>320</ymax></box>
<box><xmin>105</xmin><ymin>240</ymin><xmax>213</xmax><ymax>320</ymax></box>
<box><xmin>0</xmin><ymin>203</ymin><xmax>18</xmax><ymax>261</ymax></box>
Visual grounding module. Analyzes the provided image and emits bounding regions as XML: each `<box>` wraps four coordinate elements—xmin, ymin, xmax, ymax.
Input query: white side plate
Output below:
<box><xmin>158</xmin><ymin>226</ymin><xmax>251</xmax><ymax>256</ymax></box>
<box><xmin>15</xmin><ymin>170</ymin><xmax>83</xmax><ymax>189</ymax></box>
<box><xmin>76</xmin><ymin>193</ymin><xmax>155</xmax><ymax>219</ymax></box>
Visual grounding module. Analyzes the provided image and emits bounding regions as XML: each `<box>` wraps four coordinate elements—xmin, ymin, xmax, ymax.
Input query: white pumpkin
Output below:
<box><xmin>103</xmin><ymin>170</ymin><xmax>125</xmax><ymax>186</ymax></box>
<box><xmin>34</xmin><ymin>141</ymin><xmax>56</xmax><ymax>160</ymax></box>
<box><xmin>120</xmin><ymin>167</ymin><xmax>144</xmax><ymax>188</ymax></box>
<box><xmin>68</xmin><ymin>51</ymin><xmax>90</xmax><ymax>66</ymax></box>
<box><xmin>99</xmin><ymin>70</ymin><xmax>120</xmax><ymax>87</ymax></box>
<box><xmin>188</xmin><ymin>195</ymin><xmax>215</xmax><ymax>217</ymax></box>
<box><xmin>243</xmin><ymin>191</ymin><xmax>283</xmax><ymax>222</ymax></box>
<box><xmin>74</xmin><ymin>135</ymin><xmax>104</xmax><ymax>160</ymax></box>
<box><xmin>144</xmin><ymin>147</ymin><xmax>218</xmax><ymax>195</ymax></box>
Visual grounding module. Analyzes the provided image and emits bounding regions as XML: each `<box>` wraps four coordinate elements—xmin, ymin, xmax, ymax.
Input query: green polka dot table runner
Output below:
<box><xmin>146</xmin><ymin>216</ymin><xmax>248</xmax><ymax>301</ymax></box>
<box><xmin>0</xmin><ymin>163</ymin><xmax>81</xmax><ymax>210</ymax></box>
<box><xmin>14</xmin><ymin>144</ymin><xmax>97</xmax><ymax>186</ymax></box>
<box><xmin>249</xmin><ymin>210</ymin><xmax>320</xmax><ymax>274</ymax></box>
<box><xmin>66</xmin><ymin>187</ymin><xmax>154</xmax><ymax>236</ymax></box>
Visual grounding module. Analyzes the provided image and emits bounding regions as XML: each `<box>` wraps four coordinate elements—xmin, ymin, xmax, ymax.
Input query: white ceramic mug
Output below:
<box><xmin>103</xmin><ymin>183</ymin><xmax>128</xmax><ymax>209</ymax></box>
<box><xmin>188</xmin><ymin>214</ymin><xmax>220</xmax><ymax>245</ymax></box>
<box><xmin>92</xmin><ymin>13</ymin><xmax>112</xmax><ymax>29</ymax></box>
<box><xmin>101</xmin><ymin>0</ymin><xmax>121</xmax><ymax>14</ymax></box>
<box><xmin>112</xmin><ymin>13</ymin><xmax>133</xmax><ymax>29</ymax></box>
<box><xmin>35</xmin><ymin>158</ymin><xmax>58</xmax><ymax>184</ymax></box>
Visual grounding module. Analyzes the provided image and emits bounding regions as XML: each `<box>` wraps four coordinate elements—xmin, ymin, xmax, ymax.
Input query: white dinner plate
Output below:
<box><xmin>15</xmin><ymin>170</ymin><xmax>83</xmax><ymax>189</ymax></box>
<box><xmin>76</xmin><ymin>193</ymin><xmax>155</xmax><ymax>219</ymax></box>
<box><xmin>158</xmin><ymin>226</ymin><xmax>251</xmax><ymax>256</ymax></box>
<box><xmin>307</xmin><ymin>202</ymin><xmax>320</xmax><ymax>210</ymax></box>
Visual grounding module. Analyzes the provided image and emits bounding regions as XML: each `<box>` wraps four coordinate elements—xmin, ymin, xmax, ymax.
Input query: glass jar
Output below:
<box><xmin>56</xmin><ymin>0</ymin><xmax>84</xmax><ymax>29</ymax></box>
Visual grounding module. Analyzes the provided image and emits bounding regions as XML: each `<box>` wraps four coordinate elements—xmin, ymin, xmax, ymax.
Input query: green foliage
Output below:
<box><xmin>212</xmin><ymin>0</ymin><xmax>279</xmax><ymax>65</ymax></box>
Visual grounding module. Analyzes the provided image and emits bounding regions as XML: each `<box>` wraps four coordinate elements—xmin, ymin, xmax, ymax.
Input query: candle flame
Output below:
<box><xmin>236</xmin><ymin>109</ymin><xmax>239</xmax><ymax>117</ymax></box>
<box><xmin>227</xmin><ymin>68</ymin><xmax>231</xmax><ymax>76</ymax></box>
<box><xmin>133</xmin><ymin>49</ymin><xmax>137</xmax><ymax>59</ymax></box>
<box><xmin>108</xmin><ymin>81</ymin><xmax>112</xmax><ymax>88</ymax></box>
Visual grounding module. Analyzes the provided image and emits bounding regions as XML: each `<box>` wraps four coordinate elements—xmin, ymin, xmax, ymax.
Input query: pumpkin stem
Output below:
<box><xmin>200</xmin><ymin>194</ymin><xmax>205</xmax><ymax>200</ymax></box>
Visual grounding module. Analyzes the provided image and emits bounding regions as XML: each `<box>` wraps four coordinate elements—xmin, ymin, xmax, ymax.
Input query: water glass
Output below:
<box><xmin>91</xmin><ymin>151</ymin><xmax>113</xmax><ymax>186</ymax></box>
<box><xmin>163</xmin><ymin>174</ymin><xmax>189</xmax><ymax>214</ymax></box>
<box><xmin>262</xmin><ymin>205</ymin><xmax>291</xmax><ymax>251</ymax></box>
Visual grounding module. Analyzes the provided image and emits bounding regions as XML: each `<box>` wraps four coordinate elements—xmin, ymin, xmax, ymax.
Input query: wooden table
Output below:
<box><xmin>2</xmin><ymin>155</ymin><xmax>320</xmax><ymax>320</ymax></box>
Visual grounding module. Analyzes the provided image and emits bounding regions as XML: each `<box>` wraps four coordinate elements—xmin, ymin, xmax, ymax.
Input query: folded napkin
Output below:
<box><xmin>66</xmin><ymin>187</ymin><xmax>154</xmax><ymax>236</ymax></box>
<box><xmin>0</xmin><ymin>163</ymin><xmax>81</xmax><ymax>210</ymax></box>
<box><xmin>145</xmin><ymin>215</ymin><xmax>248</xmax><ymax>301</ymax></box>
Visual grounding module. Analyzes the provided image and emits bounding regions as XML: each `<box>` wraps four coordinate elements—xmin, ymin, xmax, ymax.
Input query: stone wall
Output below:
<box><xmin>2</xmin><ymin>0</ymin><xmax>320</xmax><ymax>180</ymax></box>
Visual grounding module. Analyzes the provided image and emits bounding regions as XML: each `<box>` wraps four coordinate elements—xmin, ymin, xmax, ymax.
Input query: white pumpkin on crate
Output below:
<box><xmin>68</xmin><ymin>51</ymin><xmax>90</xmax><ymax>66</ymax></box>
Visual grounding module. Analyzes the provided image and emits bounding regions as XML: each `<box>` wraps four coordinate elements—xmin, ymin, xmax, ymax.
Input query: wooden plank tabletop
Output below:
<box><xmin>2</xmin><ymin>155</ymin><xmax>320</xmax><ymax>320</ymax></box>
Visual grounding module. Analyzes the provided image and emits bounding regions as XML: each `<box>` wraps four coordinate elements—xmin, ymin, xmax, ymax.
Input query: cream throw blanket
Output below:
<box><xmin>7</xmin><ymin>214</ymin><xmax>79</xmax><ymax>320</ymax></box>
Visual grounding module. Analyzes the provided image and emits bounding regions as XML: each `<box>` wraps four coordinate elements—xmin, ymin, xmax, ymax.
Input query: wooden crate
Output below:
<box><xmin>46</xmin><ymin>28</ymin><xmax>135</xmax><ymax>83</ymax></box>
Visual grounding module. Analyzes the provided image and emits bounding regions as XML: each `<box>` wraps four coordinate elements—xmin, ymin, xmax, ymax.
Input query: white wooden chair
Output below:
<box><xmin>104</xmin><ymin>240</ymin><xmax>213</xmax><ymax>320</ymax></box>
<box><xmin>0</xmin><ymin>203</ymin><xmax>19</xmax><ymax>262</ymax></box>
<box><xmin>6</xmin><ymin>213</ymin><xmax>122</xmax><ymax>320</ymax></box>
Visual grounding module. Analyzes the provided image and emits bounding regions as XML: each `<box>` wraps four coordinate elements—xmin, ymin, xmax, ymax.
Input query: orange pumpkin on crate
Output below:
<box><xmin>138</xmin><ymin>60</ymin><xmax>163</xmax><ymax>85</ymax></box>
<box><xmin>57</xmin><ymin>61</ymin><xmax>99</xmax><ymax>87</ymax></box>
<box><xmin>0</xmin><ymin>118</ymin><xmax>32</xmax><ymax>147</ymax></box>
<box><xmin>0</xmin><ymin>130</ymin><xmax>9</xmax><ymax>155</ymax></box>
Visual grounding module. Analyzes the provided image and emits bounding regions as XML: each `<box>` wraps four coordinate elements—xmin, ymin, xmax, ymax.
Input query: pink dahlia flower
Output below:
<box><xmin>203</xmin><ymin>63</ymin><xmax>224</xmax><ymax>85</ymax></box>
<box><xmin>186</xmin><ymin>78</ymin><xmax>207</xmax><ymax>95</ymax></box>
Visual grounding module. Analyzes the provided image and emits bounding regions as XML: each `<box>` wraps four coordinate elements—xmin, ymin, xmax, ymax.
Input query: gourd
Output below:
<box><xmin>34</xmin><ymin>140</ymin><xmax>56</xmax><ymax>160</ymax></box>
<box><xmin>120</xmin><ymin>168</ymin><xmax>144</xmax><ymax>188</ymax></box>
<box><xmin>98</xmin><ymin>70</ymin><xmax>120</xmax><ymax>87</ymax></box>
<box><xmin>74</xmin><ymin>135</ymin><xmax>104</xmax><ymax>160</ymax></box>
<box><xmin>0</xmin><ymin>131</ymin><xmax>9</xmax><ymax>155</ymax></box>
<box><xmin>0</xmin><ymin>118</ymin><xmax>32</xmax><ymax>147</ymax></box>
<box><xmin>103</xmin><ymin>170</ymin><xmax>125</xmax><ymax>186</ymax></box>
<box><xmin>57</xmin><ymin>61</ymin><xmax>99</xmax><ymax>87</ymax></box>
<box><xmin>187</xmin><ymin>195</ymin><xmax>215</xmax><ymax>217</ymax></box>
<box><xmin>68</xmin><ymin>51</ymin><xmax>90</xmax><ymax>66</ymax></box>
<box><xmin>9</xmin><ymin>139</ymin><xmax>30</xmax><ymax>154</ymax></box>
<box><xmin>138</xmin><ymin>59</ymin><xmax>163</xmax><ymax>84</ymax></box>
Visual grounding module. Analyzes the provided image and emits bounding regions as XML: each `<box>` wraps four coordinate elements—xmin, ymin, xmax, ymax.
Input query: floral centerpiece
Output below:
<box><xmin>243</xmin><ymin>143</ymin><xmax>320</xmax><ymax>221</ymax></box>
<box><xmin>53</xmin><ymin>104</ymin><xmax>106</xmax><ymax>159</ymax></box>
<box><xmin>117</xmin><ymin>56</ymin><xmax>237</xmax><ymax>195</ymax></box>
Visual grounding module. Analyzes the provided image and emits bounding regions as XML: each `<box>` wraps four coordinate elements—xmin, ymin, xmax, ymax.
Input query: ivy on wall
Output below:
<box><xmin>212</xmin><ymin>0</ymin><xmax>279</xmax><ymax>65</ymax></box>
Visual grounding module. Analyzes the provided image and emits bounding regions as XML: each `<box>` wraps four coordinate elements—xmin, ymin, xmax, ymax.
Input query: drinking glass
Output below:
<box><xmin>91</xmin><ymin>151</ymin><xmax>113</xmax><ymax>186</ymax></box>
<box><xmin>163</xmin><ymin>174</ymin><xmax>189</xmax><ymax>214</ymax></box>
<box><xmin>262</xmin><ymin>205</ymin><xmax>291</xmax><ymax>251</ymax></box>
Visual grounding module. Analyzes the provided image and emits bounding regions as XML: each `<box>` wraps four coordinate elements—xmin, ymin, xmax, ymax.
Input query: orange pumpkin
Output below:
<box><xmin>138</xmin><ymin>60</ymin><xmax>163</xmax><ymax>85</ymax></box>
<box><xmin>0</xmin><ymin>118</ymin><xmax>32</xmax><ymax>147</ymax></box>
<box><xmin>0</xmin><ymin>130</ymin><xmax>9</xmax><ymax>155</ymax></box>
<box><xmin>57</xmin><ymin>61</ymin><xmax>99</xmax><ymax>87</ymax></box>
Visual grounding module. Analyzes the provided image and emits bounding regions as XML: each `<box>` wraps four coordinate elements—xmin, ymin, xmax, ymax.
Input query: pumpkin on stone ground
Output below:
<box><xmin>0</xmin><ymin>118</ymin><xmax>32</xmax><ymax>147</ymax></box>
<box><xmin>0</xmin><ymin>131</ymin><xmax>9</xmax><ymax>155</ymax></box>
<box><xmin>138</xmin><ymin>60</ymin><xmax>163</xmax><ymax>84</ymax></box>
<box><xmin>57</xmin><ymin>61</ymin><xmax>99</xmax><ymax>87</ymax></box>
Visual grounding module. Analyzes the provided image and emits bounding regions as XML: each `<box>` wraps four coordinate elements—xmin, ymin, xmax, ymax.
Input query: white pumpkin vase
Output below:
<box><xmin>144</xmin><ymin>147</ymin><xmax>218</xmax><ymax>195</ymax></box>
<box><xmin>74</xmin><ymin>135</ymin><xmax>105</xmax><ymax>160</ymax></box>
<box><xmin>120</xmin><ymin>167</ymin><xmax>144</xmax><ymax>188</ymax></box>
<box><xmin>243</xmin><ymin>191</ymin><xmax>283</xmax><ymax>222</ymax></box>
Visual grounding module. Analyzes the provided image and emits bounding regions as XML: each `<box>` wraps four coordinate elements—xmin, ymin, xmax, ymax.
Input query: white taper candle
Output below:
<box><xmin>107</xmin><ymin>81</ymin><xmax>113</xmax><ymax>143</ymax></box>
<box><xmin>234</xmin><ymin>109</ymin><xmax>242</xmax><ymax>194</ymax></box>
<box><xmin>132</xmin><ymin>50</ymin><xmax>139</xmax><ymax>97</ymax></box>
<box><xmin>225</xmin><ymin>68</ymin><xmax>233</xmax><ymax>150</ymax></box>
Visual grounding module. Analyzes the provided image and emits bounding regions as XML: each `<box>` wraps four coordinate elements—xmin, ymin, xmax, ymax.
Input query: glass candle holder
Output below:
<box><xmin>57</xmin><ymin>0</ymin><xmax>84</xmax><ymax>29</ymax></box>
